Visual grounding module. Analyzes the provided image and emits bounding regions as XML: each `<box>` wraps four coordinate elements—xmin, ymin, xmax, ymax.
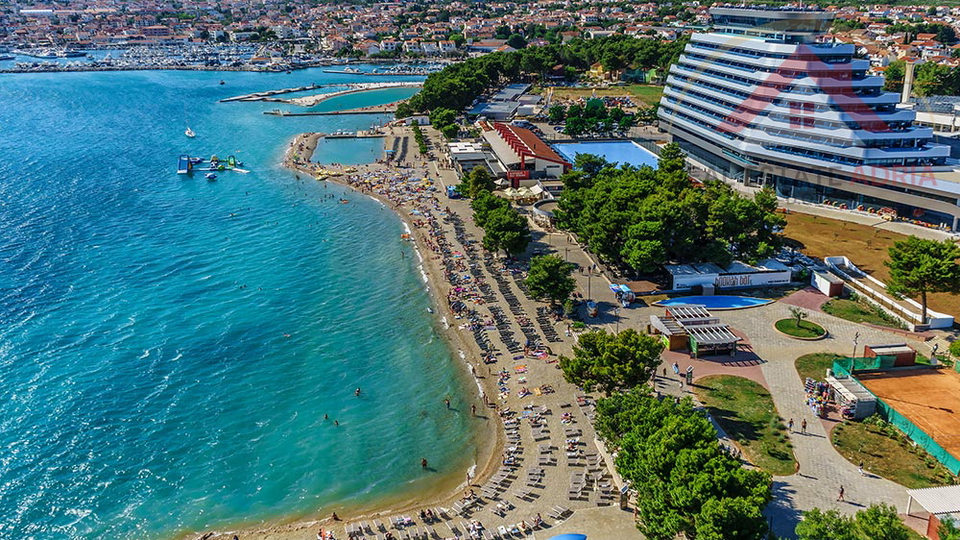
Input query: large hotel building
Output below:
<box><xmin>658</xmin><ymin>6</ymin><xmax>960</xmax><ymax>231</ymax></box>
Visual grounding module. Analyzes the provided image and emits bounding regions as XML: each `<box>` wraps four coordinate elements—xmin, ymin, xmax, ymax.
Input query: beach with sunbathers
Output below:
<box><xmin>194</xmin><ymin>124</ymin><xmax>636</xmax><ymax>540</ymax></box>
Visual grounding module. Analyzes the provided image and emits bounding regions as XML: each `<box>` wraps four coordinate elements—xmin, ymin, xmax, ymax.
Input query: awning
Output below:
<box><xmin>907</xmin><ymin>485</ymin><xmax>960</xmax><ymax>515</ymax></box>
<box><xmin>685</xmin><ymin>324</ymin><xmax>741</xmax><ymax>346</ymax></box>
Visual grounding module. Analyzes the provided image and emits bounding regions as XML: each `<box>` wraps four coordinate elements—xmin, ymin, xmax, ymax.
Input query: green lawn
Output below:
<box><xmin>775</xmin><ymin>318</ymin><xmax>826</xmax><ymax>338</ymax></box>
<box><xmin>624</xmin><ymin>85</ymin><xmax>664</xmax><ymax>106</ymax></box>
<box><xmin>694</xmin><ymin>375</ymin><xmax>796</xmax><ymax>476</ymax></box>
<box><xmin>538</xmin><ymin>84</ymin><xmax>664</xmax><ymax>108</ymax></box>
<box><xmin>795</xmin><ymin>353</ymin><xmax>845</xmax><ymax>382</ymax></box>
<box><xmin>821</xmin><ymin>297</ymin><xmax>906</xmax><ymax>330</ymax></box>
<box><xmin>832</xmin><ymin>420</ymin><xmax>956</xmax><ymax>489</ymax></box>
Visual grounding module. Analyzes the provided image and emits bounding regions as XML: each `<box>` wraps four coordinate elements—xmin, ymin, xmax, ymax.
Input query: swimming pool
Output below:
<box><xmin>655</xmin><ymin>295</ymin><xmax>773</xmax><ymax>310</ymax></box>
<box><xmin>554</xmin><ymin>141</ymin><xmax>659</xmax><ymax>168</ymax></box>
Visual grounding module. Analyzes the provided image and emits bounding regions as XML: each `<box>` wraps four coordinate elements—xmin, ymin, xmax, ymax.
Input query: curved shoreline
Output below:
<box><xmin>187</xmin><ymin>130</ymin><xmax>504</xmax><ymax>540</ymax></box>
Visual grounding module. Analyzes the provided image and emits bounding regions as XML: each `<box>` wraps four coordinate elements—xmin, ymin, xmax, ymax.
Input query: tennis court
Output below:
<box><xmin>858</xmin><ymin>368</ymin><xmax>960</xmax><ymax>460</ymax></box>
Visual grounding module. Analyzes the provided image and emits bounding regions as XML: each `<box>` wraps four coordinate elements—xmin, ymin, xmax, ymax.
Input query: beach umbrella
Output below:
<box><xmin>547</xmin><ymin>535</ymin><xmax>587</xmax><ymax>540</ymax></box>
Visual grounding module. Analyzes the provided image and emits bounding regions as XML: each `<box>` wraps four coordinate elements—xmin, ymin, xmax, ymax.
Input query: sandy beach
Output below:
<box><xmin>188</xmin><ymin>126</ymin><xmax>637</xmax><ymax>540</ymax></box>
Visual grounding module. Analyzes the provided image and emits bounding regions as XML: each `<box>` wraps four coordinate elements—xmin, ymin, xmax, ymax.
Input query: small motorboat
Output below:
<box><xmin>205</xmin><ymin>173</ymin><xmax>218</xmax><ymax>180</ymax></box>
<box><xmin>185</xmin><ymin>127</ymin><xmax>196</xmax><ymax>138</ymax></box>
<box><xmin>219</xmin><ymin>80</ymin><xmax>225</xmax><ymax>85</ymax></box>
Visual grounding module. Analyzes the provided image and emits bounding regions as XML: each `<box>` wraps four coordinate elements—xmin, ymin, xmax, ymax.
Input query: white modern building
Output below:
<box><xmin>659</xmin><ymin>6</ymin><xmax>960</xmax><ymax>231</ymax></box>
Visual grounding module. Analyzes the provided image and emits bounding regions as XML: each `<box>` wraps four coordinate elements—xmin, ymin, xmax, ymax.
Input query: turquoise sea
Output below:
<box><xmin>0</xmin><ymin>68</ymin><xmax>478</xmax><ymax>539</ymax></box>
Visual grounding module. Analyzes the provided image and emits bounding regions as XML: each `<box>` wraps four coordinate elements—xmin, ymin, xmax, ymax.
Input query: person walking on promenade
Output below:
<box><xmin>858</xmin><ymin>460</ymin><xmax>864</xmax><ymax>476</ymax></box>
<box><xmin>672</xmin><ymin>362</ymin><xmax>680</xmax><ymax>376</ymax></box>
<box><xmin>837</xmin><ymin>485</ymin><xmax>845</xmax><ymax>502</ymax></box>
<box><xmin>794</xmin><ymin>460</ymin><xmax>800</xmax><ymax>476</ymax></box>
<box><xmin>801</xmin><ymin>419</ymin><xmax>807</xmax><ymax>434</ymax></box>
<box><xmin>788</xmin><ymin>418</ymin><xmax>794</xmax><ymax>432</ymax></box>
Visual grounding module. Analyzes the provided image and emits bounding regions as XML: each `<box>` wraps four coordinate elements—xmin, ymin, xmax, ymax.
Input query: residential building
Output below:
<box><xmin>658</xmin><ymin>6</ymin><xmax>960</xmax><ymax>231</ymax></box>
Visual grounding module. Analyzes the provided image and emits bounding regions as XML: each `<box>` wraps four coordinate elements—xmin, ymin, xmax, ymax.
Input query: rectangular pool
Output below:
<box><xmin>554</xmin><ymin>141</ymin><xmax>659</xmax><ymax>169</ymax></box>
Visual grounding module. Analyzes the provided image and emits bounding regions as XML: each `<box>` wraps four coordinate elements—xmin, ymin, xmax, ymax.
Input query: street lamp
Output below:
<box><xmin>852</xmin><ymin>331</ymin><xmax>860</xmax><ymax>359</ymax></box>
<box><xmin>614</xmin><ymin>307</ymin><xmax>621</xmax><ymax>334</ymax></box>
<box><xmin>564</xmin><ymin>247</ymin><xmax>569</xmax><ymax>262</ymax></box>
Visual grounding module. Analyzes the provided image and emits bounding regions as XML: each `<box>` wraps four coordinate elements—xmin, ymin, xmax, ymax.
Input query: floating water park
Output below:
<box><xmin>177</xmin><ymin>154</ymin><xmax>250</xmax><ymax>175</ymax></box>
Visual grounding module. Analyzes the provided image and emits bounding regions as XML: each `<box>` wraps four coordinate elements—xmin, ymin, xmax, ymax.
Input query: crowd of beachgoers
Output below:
<box><xmin>210</xmin><ymin>127</ymin><xmax>626</xmax><ymax>540</ymax></box>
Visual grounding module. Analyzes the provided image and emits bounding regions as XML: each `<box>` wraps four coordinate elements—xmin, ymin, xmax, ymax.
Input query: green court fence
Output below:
<box><xmin>831</xmin><ymin>356</ymin><xmax>898</xmax><ymax>378</ymax></box>
<box><xmin>873</xmin><ymin>398</ymin><xmax>960</xmax><ymax>475</ymax></box>
<box><xmin>833</xmin><ymin>357</ymin><xmax>960</xmax><ymax>475</ymax></box>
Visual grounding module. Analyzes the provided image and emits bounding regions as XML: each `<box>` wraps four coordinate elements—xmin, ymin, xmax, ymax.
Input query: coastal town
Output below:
<box><xmin>8</xmin><ymin>0</ymin><xmax>960</xmax><ymax>81</ymax></box>
<box><xmin>4</xmin><ymin>2</ymin><xmax>960</xmax><ymax>540</ymax></box>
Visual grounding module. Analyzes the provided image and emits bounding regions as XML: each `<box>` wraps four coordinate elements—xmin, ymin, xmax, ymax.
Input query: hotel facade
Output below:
<box><xmin>658</xmin><ymin>7</ymin><xmax>960</xmax><ymax>231</ymax></box>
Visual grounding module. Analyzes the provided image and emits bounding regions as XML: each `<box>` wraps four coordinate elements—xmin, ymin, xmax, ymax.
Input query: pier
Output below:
<box><xmin>219</xmin><ymin>83</ymin><xmax>326</xmax><ymax>103</ymax></box>
<box><xmin>264</xmin><ymin>104</ymin><xmax>399</xmax><ymax>117</ymax></box>
<box><xmin>282</xmin><ymin>82</ymin><xmax>422</xmax><ymax>107</ymax></box>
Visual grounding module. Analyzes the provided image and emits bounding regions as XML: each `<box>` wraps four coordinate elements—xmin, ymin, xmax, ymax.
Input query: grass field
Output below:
<box><xmin>775</xmin><ymin>318</ymin><xmax>826</xmax><ymax>338</ymax></box>
<box><xmin>783</xmin><ymin>212</ymin><xmax>959</xmax><ymax>318</ymax></box>
<box><xmin>794</xmin><ymin>353</ymin><xmax>844</xmax><ymax>382</ymax></box>
<box><xmin>539</xmin><ymin>84</ymin><xmax>664</xmax><ymax>107</ymax></box>
<box><xmin>832</xmin><ymin>420</ymin><xmax>956</xmax><ymax>489</ymax></box>
<box><xmin>821</xmin><ymin>297</ymin><xmax>906</xmax><ymax>329</ymax></box>
<box><xmin>694</xmin><ymin>375</ymin><xmax>796</xmax><ymax>476</ymax></box>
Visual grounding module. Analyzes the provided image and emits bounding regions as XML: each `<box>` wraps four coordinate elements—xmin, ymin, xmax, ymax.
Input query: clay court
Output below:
<box><xmin>858</xmin><ymin>368</ymin><xmax>960</xmax><ymax>459</ymax></box>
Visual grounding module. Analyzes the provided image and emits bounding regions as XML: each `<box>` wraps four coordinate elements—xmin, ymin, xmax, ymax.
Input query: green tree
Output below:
<box><xmin>914</xmin><ymin>62</ymin><xmax>959</xmax><ymax>97</ymax></box>
<box><xmin>559</xmin><ymin>329</ymin><xmax>664</xmax><ymax>395</ymax></box>
<box><xmin>573</xmin><ymin>153</ymin><xmax>610</xmax><ymax>177</ymax></box>
<box><xmin>789</xmin><ymin>306</ymin><xmax>809</xmax><ymax>327</ymax></box>
<box><xmin>940</xmin><ymin>517</ymin><xmax>960</xmax><ymax>540</ymax></box>
<box><xmin>480</xmin><ymin>206</ymin><xmax>531</xmax><ymax>255</ymax></box>
<box><xmin>440</xmin><ymin>124</ymin><xmax>459</xmax><ymax>139</ymax></box>
<box><xmin>462</xmin><ymin>166</ymin><xmax>496</xmax><ymax>198</ymax></box>
<box><xmin>884</xmin><ymin>60</ymin><xmax>905</xmax><ymax>93</ymax></box>
<box><xmin>525</xmin><ymin>255</ymin><xmax>576</xmax><ymax>305</ymax></box>
<box><xmin>621</xmin><ymin>410</ymin><xmax>771</xmax><ymax>539</ymax></box>
<box><xmin>470</xmin><ymin>189</ymin><xmax>509</xmax><ymax>227</ymax></box>
<box><xmin>394</xmin><ymin>101</ymin><xmax>415</xmax><ymax>119</ymax></box>
<box><xmin>449</xmin><ymin>33</ymin><xmax>466</xmax><ymax>47</ymax></box>
<box><xmin>855</xmin><ymin>503</ymin><xmax>911</xmax><ymax>540</ymax></box>
<box><xmin>506</xmin><ymin>33</ymin><xmax>528</xmax><ymax>49</ymax></box>
<box><xmin>950</xmin><ymin>340</ymin><xmax>960</xmax><ymax>360</ymax></box>
<box><xmin>429</xmin><ymin>107</ymin><xmax>456</xmax><ymax>130</ymax></box>
<box><xmin>796</xmin><ymin>508</ymin><xmax>860</xmax><ymax>540</ymax></box>
<box><xmin>547</xmin><ymin>104</ymin><xmax>567</xmax><ymax>123</ymax></box>
<box><xmin>694</xmin><ymin>497</ymin><xmax>769</xmax><ymax>540</ymax></box>
<box><xmin>885</xmin><ymin>237</ymin><xmax>960</xmax><ymax>323</ymax></box>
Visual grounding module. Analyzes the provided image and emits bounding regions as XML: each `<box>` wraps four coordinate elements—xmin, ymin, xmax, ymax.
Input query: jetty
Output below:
<box><xmin>264</xmin><ymin>103</ymin><xmax>399</xmax><ymax>117</ymax></box>
<box><xmin>219</xmin><ymin>83</ymin><xmax>325</xmax><ymax>103</ymax></box>
<box><xmin>322</xmin><ymin>130</ymin><xmax>386</xmax><ymax>139</ymax></box>
<box><xmin>283</xmin><ymin>82</ymin><xmax>422</xmax><ymax>107</ymax></box>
